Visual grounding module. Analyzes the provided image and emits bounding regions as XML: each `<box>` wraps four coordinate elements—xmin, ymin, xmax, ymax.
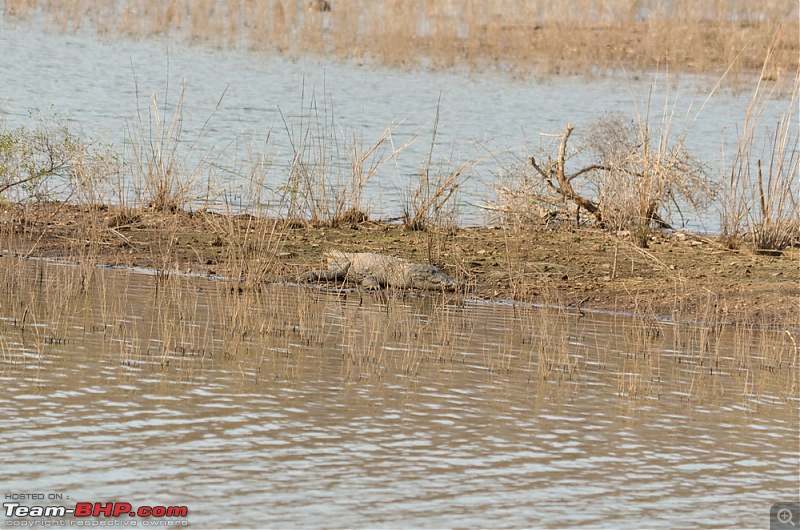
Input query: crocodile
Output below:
<box><xmin>301</xmin><ymin>250</ymin><xmax>460</xmax><ymax>291</ymax></box>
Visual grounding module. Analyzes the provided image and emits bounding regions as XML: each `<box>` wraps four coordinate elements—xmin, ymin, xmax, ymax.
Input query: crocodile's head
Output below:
<box><xmin>410</xmin><ymin>266</ymin><xmax>461</xmax><ymax>291</ymax></box>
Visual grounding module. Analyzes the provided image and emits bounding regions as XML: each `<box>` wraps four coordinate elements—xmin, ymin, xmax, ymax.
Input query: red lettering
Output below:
<box><xmin>166</xmin><ymin>506</ymin><xmax>188</xmax><ymax>517</ymax></box>
<box><xmin>74</xmin><ymin>502</ymin><xmax>188</xmax><ymax>519</ymax></box>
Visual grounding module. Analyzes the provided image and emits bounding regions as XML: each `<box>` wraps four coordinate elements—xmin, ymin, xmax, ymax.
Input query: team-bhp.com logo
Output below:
<box><xmin>4</xmin><ymin>501</ymin><xmax>188</xmax><ymax>526</ymax></box>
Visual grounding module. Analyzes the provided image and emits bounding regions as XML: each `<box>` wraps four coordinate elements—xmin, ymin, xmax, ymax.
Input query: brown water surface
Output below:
<box><xmin>1</xmin><ymin>259</ymin><xmax>797</xmax><ymax>528</ymax></box>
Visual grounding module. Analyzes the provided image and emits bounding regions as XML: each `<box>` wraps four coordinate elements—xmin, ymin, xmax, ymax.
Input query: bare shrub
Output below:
<box><xmin>491</xmin><ymin>156</ymin><xmax>570</xmax><ymax>228</ymax></box>
<box><xmin>585</xmin><ymin>115</ymin><xmax>713</xmax><ymax>245</ymax></box>
<box><xmin>0</xmin><ymin>113</ymin><xmax>117</xmax><ymax>204</ymax></box>
<box><xmin>523</xmin><ymin>119</ymin><xmax>712</xmax><ymax>246</ymax></box>
<box><xmin>402</xmin><ymin>161</ymin><xmax>470</xmax><ymax>232</ymax></box>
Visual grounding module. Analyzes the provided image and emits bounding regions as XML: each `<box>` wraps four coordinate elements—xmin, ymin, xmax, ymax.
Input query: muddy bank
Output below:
<box><xmin>2</xmin><ymin>203</ymin><xmax>798</xmax><ymax>326</ymax></box>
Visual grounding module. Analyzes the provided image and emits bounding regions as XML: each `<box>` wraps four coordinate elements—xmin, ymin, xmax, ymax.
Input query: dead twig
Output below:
<box><xmin>530</xmin><ymin>124</ymin><xmax>605</xmax><ymax>226</ymax></box>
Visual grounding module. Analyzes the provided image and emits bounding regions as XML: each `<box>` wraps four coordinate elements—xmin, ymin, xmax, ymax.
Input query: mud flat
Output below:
<box><xmin>3</xmin><ymin>202</ymin><xmax>797</xmax><ymax>327</ymax></box>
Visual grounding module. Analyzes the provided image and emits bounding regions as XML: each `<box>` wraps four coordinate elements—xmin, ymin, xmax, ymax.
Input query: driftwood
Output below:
<box><xmin>301</xmin><ymin>251</ymin><xmax>460</xmax><ymax>291</ymax></box>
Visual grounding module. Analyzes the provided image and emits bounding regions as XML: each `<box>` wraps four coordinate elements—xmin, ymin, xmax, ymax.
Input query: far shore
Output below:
<box><xmin>3</xmin><ymin>202</ymin><xmax>797</xmax><ymax>327</ymax></box>
<box><xmin>4</xmin><ymin>3</ymin><xmax>798</xmax><ymax>79</ymax></box>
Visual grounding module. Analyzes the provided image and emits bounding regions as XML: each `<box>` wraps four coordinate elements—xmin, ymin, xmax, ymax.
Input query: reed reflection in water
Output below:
<box><xmin>0</xmin><ymin>259</ymin><xmax>797</xmax><ymax>528</ymax></box>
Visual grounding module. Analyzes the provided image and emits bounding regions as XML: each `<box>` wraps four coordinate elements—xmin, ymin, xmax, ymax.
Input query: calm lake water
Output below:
<box><xmin>0</xmin><ymin>18</ymin><xmax>795</xmax><ymax>230</ymax></box>
<box><xmin>1</xmin><ymin>260</ymin><xmax>797</xmax><ymax>528</ymax></box>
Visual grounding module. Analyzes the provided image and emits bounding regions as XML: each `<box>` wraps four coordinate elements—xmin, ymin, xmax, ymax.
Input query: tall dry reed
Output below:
<box><xmin>279</xmin><ymin>84</ymin><xmax>413</xmax><ymax>227</ymax></box>
<box><xmin>720</xmin><ymin>32</ymin><xmax>800</xmax><ymax>251</ymax></box>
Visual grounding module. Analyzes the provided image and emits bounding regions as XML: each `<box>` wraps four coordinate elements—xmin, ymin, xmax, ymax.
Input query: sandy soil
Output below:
<box><xmin>3</xmin><ymin>202</ymin><xmax>798</xmax><ymax>327</ymax></box>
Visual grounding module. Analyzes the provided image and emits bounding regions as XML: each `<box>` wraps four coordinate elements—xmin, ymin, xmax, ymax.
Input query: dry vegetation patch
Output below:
<box><xmin>3</xmin><ymin>202</ymin><xmax>797</xmax><ymax>327</ymax></box>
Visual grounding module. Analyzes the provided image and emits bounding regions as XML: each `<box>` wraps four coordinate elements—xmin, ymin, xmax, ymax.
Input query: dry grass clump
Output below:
<box><xmin>401</xmin><ymin>152</ymin><xmax>468</xmax><ymax>233</ymax></box>
<box><xmin>720</xmin><ymin>39</ymin><xmax>799</xmax><ymax>252</ymax></box>
<box><xmin>400</xmin><ymin>100</ymin><xmax>478</xmax><ymax>234</ymax></box>
<box><xmin>274</xmin><ymin>88</ymin><xmax>472</xmax><ymax>233</ymax></box>
<box><xmin>127</xmin><ymin>77</ymin><xmax>228</xmax><ymax>213</ymax></box>
<box><xmin>278</xmin><ymin>87</ymin><xmax>411</xmax><ymax>228</ymax></box>
<box><xmin>4</xmin><ymin>0</ymin><xmax>797</xmax><ymax>76</ymax></box>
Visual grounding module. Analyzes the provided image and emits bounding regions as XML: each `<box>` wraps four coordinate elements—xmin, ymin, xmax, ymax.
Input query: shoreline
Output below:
<box><xmin>3</xmin><ymin>202</ymin><xmax>797</xmax><ymax>328</ymax></box>
<box><xmin>3</xmin><ymin>6</ymin><xmax>797</xmax><ymax>80</ymax></box>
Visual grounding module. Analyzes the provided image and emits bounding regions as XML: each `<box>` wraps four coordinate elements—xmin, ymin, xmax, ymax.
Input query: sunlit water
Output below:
<box><xmin>0</xmin><ymin>19</ymin><xmax>795</xmax><ymax>229</ymax></box>
<box><xmin>1</xmin><ymin>261</ymin><xmax>797</xmax><ymax>528</ymax></box>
